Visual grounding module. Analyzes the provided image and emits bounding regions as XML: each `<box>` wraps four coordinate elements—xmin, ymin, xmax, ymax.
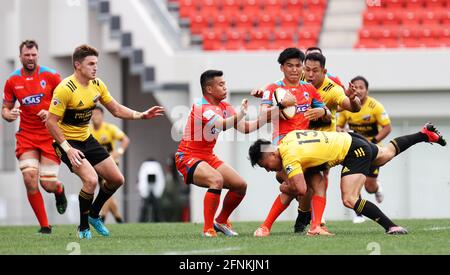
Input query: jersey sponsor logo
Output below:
<box><xmin>15</xmin><ymin>86</ymin><xmax>24</xmax><ymax>90</ymax></box>
<box><xmin>203</xmin><ymin>109</ymin><xmax>216</xmax><ymax>120</ymax></box>
<box><xmin>363</xmin><ymin>115</ymin><xmax>371</xmax><ymax>121</ymax></box>
<box><xmin>296</xmin><ymin>103</ymin><xmax>310</xmax><ymax>113</ymax></box>
<box><xmin>21</xmin><ymin>93</ymin><xmax>44</xmax><ymax>106</ymax></box>
<box><xmin>53</xmin><ymin>98</ymin><xmax>61</xmax><ymax>106</ymax></box>
<box><xmin>40</xmin><ymin>80</ymin><xmax>46</xmax><ymax>89</ymax></box>
<box><xmin>285</xmin><ymin>165</ymin><xmax>293</xmax><ymax>175</ymax></box>
<box><xmin>26</xmin><ymin>77</ymin><xmax>33</xmax><ymax>81</ymax></box>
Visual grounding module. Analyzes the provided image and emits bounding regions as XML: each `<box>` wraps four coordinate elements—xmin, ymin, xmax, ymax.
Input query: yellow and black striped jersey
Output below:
<box><xmin>279</xmin><ymin>130</ymin><xmax>352</xmax><ymax>178</ymax></box>
<box><xmin>309</xmin><ymin>76</ymin><xmax>347</xmax><ymax>132</ymax></box>
<box><xmin>90</xmin><ymin>122</ymin><xmax>125</xmax><ymax>153</ymax></box>
<box><xmin>49</xmin><ymin>75</ymin><xmax>113</xmax><ymax>141</ymax></box>
<box><xmin>336</xmin><ymin>96</ymin><xmax>390</xmax><ymax>142</ymax></box>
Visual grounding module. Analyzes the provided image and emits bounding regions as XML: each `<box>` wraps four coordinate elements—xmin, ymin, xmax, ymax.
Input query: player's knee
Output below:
<box><xmin>296</xmin><ymin>185</ymin><xmax>307</xmax><ymax>196</ymax></box>
<box><xmin>209</xmin><ymin>175</ymin><xmax>224</xmax><ymax>190</ymax></box>
<box><xmin>22</xmin><ymin>170</ymin><xmax>39</xmax><ymax>188</ymax></box>
<box><xmin>84</xmin><ymin>176</ymin><xmax>99</xmax><ymax>192</ymax></box>
<box><xmin>40</xmin><ymin>181</ymin><xmax>57</xmax><ymax>193</ymax></box>
<box><xmin>365</xmin><ymin>181</ymin><xmax>378</xmax><ymax>194</ymax></box>
<box><xmin>109</xmin><ymin>174</ymin><xmax>125</xmax><ymax>189</ymax></box>
<box><xmin>234</xmin><ymin>181</ymin><xmax>247</xmax><ymax>195</ymax></box>
<box><xmin>342</xmin><ymin>196</ymin><xmax>356</xmax><ymax>209</ymax></box>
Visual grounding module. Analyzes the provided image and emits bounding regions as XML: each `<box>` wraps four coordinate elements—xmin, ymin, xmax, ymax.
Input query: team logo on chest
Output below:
<box><xmin>40</xmin><ymin>80</ymin><xmax>46</xmax><ymax>89</ymax></box>
<box><xmin>22</xmin><ymin>94</ymin><xmax>44</xmax><ymax>106</ymax></box>
<box><xmin>304</xmin><ymin>91</ymin><xmax>310</xmax><ymax>100</ymax></box>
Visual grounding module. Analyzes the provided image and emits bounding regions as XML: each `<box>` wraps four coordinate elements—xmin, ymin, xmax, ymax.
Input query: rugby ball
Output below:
<box><xmin>273</xmin><ymin>88</ymin><xmax>296</xmax><ymax>120</ymax></box>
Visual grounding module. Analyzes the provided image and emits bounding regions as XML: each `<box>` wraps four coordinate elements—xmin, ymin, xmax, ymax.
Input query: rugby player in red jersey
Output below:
<box><xmin>250</xmin><ymin>48</ymin><xmax>331</xmax><ymax>237</ymax></box>
<box><xmin>175</xmin><ymin>69</ymin><xmax>296</xmax><ymax>237</ymax></box>
<box><xmin>1</xmin><ymin>40</ymin><xmax>67</xmax><ymax>234</ymax></box>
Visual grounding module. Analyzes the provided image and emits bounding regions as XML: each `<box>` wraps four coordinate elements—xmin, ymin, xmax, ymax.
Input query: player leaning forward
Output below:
<box><xmin>46</xmin><ymin>45</ymin><xmax>164</xmax><ymax>239</ymax></box>
<box><xmin>249</xmin><ymin>123</ymin><xmax>446</xmax><ymax>235</ymax></box>
<box><xmin>175</xmin><ymin>70</ymin><xmax>296</xmax><ymax>237</ymax></box>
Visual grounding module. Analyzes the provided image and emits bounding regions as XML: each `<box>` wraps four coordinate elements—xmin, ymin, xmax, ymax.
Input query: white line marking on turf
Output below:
<box><xmin>424</xmin><ymin>226</ymin><xmax>450</xmax><ymax>231</ymax></box>
<box><xmin>162</xmin><ymin>247</ymin><xmax>241</xmax><ymax>255</ymax></box>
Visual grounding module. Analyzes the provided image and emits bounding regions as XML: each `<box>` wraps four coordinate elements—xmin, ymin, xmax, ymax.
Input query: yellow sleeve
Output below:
<box><xmin>110</xmin><ymin>124</ymin><xmax>125</xmax><ymax>140</ymax></box>
<box><xmin>331</xmin><ymin>86</ymin><xmax>347</xmax><ymax>107</ymax></box>
<box><xmin>281</xmin><ymin>149</ymin><xmax>303</xmax><ymax>179</ymax></box>
<box><xmin>374</xmin><ymin>103</ymin><xmax>391</xmax><ymax>126</ymax></box>
<box><xmin>336</xmin><ymin>111</ymin><xmax>347</xmax><ymax>128</ymax></box>
<box><xmin>49</xmin><ymin>85</ymin><xmax>71</xmax><ymax>117</ymax></box>
<box><xmin>97</xmin><ymin>78</ymin><xmax>114</xmax><ymax>105</ymax></box>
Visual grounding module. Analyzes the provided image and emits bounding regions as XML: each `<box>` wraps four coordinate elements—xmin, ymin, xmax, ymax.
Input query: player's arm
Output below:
<box><xmin>339</xmin><ymin>82</ymin><xmax>361</xmax><ymax>112</ymax></box>
<box><xmin>46</xmin><ymin>113</ymin><xmax>85</xmax><ymax>168</ymax></box>
<box><xmin>111</xmin><ymin>132</ymin><xmax>130</xmax><ymax>161</ymax></box>
<box><xmin>304</xmin><ymin>90</ymin><xmax>331</xmax><ymax>122</ymax></box>
<box><xmin>371</xmin><ymin>124</ymin><xmax>391</xmax><ymax>144</ymax></box>
<box><xmin>336</xmin><ymin>112</ymin><xmax>347</xmax><ymax>132</ymax></box>
<box><xmin>103</xmin><ymin>99</ymin><xmax>164</xmax><ymax>120</ymax></box>
<box><xmin>284</xmin><ymin>173</ymin><xmax>307</xmax><ymax>197</ymax></box>
<box><xmin>211</xmin><ymin>99</ymin><xmax>248</xmax><ymax>131</ymax></box>
<box><xmin>1</xmin><ymin>101</ymin><xmax>20</xmax><ymax>122</ymax></box>
<box><xmin>2</xmin><ymin>80</ymin><xmax>21</xmax><ymax>122</ymax></box>
<box><xmin>234</xmin><ymin>104</ymin><xmax>273</xmax><ymax>133</ymax></box>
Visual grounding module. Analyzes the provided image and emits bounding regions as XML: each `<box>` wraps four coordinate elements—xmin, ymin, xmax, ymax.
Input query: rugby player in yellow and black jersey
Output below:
<box><xmin>46</xmin><ymin>44</ymin><xmax>164</xmax><ymax>240</ymax></box>
<box><xmin>290</xmin><ymin>52</ymin><xmax>362</xmax><ymax>235</ymax></box>
<box><xmin>337</xmin><ymin>76</ymin><xmax>391</xmax><ymax>209</ymax></box>
<box><xmin>249</xmin><ymin>123</ymin><xmax>446</xmax><ymax>236</ymax></box>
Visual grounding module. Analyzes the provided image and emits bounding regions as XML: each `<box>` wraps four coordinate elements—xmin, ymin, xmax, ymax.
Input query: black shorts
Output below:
<box><xmin>53</xmin><ymin>135</ymin><xmax>110</xmax><ymax>173</ymax></box>
<box><xmin>368</xmin><ymin>165</ymin><xmax>380</xmax><ymax>178</ymax></box>
<box><xmin>341</xmin><ymin>132</ymin><xmax>379</xmax><ymax>177</ymax></box>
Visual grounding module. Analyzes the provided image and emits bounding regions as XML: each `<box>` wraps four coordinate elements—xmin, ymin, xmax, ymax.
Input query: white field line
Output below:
<box><xmin>162</xmin><ymin>247</ymin><xmax>241</xmax><ymax>255</ymax></box>
<box><xmin>424</xmin><ymin>226</ymin><xmax>450</xmax><ymax>231</ymax></box>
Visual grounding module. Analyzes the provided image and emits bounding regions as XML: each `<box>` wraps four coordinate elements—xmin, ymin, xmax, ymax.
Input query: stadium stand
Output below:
<box><xmin>356</xmin><ymin>0</ymin><xmax>450</xmax><ymax>48</ymax></box>
<box><xmin>169</xmin><ymin>0</ymin><xmax>327</xmax><ymax>50</ymax></box>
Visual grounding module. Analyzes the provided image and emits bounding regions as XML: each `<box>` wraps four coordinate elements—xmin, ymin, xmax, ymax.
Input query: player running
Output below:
<box><xmin>1</xmin><ymin>40</ymin><xmax>67</xmax><ymax>234</ymax></box>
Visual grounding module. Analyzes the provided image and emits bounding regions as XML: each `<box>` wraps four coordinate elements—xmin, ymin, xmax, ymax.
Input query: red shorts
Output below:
<box><xmin>175</xmin><ymin>151</ymin><xmax>224</xmax><ymax>185</ymax></box>
<box><xmin>16</xmin><ymin>130</ymin><xmax>60</xmax><ymax>164</ymax></box>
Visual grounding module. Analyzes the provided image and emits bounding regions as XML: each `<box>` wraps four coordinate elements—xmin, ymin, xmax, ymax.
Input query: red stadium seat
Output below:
<box><xmin>425</xmin><ymin>0</ymin><xmax>446</xmax><ymax>8</ymax></box>
<box><xmin>385</xmin><ymin>0</ymin><xmax>406</xmax><ymax>9</ymax></box>
<box><xmin>302</xmin><ymin>11</ymin><xmax>323</xmax><ymax>27</ymax></box>
<box><xmin>363</xmin><ymin>10</ymin><xmax>383</xmax><ymax>26</ymax></box>
<box><xmin>400</xmin><ymin>10</ymin><xmax>422</xmax><ymax>26</ymax></box>
<box><xmin>286</xmin><ymin>0</ymin><xmax>306</xmax><ymax>9</ymax></box>
<box><xmin>274</xmin><ymin>29</ymin><xmax>295</xmax><ymax>44</ymax></box>
<box><xmin>190</xmin><ymin>14</ymin><xmax>210</xmax><ymax>34</ymax></box>
<box><xmin>279</xmin><ymin>12</ymin><xmax>300</xmax><ymax>29</ymax></box>
<box><xmin>235</xmin><ymin>14</ymin><xmax>255</xmax><ymax>28</ymax></box>
<box><xmin>257</xmin><ymin>14</ymin><xmax>276</xmax><ymax>28</ymax></box>
<box><xmin>359</xmin><ymin>26</ymin><xmax>383</xmax><ymax>40</ymax></box>
<box><xmin>222</xmin><ymin>0</ymin><xmax>241</xmax><ymax>14</ymax></box>
<box><xmin>405</xmin><ymin>0</ymin><xmax>426</xmax><ymax>9</ymax></box>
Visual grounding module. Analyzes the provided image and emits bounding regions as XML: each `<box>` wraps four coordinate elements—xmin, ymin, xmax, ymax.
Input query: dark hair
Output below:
<box><xmin>73</xmin><ymin>44</ymin><xmax>99</xmax><ymax>68</ymax></box>
<box><xmin>305</xmin><ymin>52</ymin><xmax>326</xmax><ymax>68</ymax></box>
<box><xmin>351</xmin><ymin>75</ymin><xmax>369</xmax><ymax>89</ymax></box>
<box><xmin>94</xmin><ymin>105</ymin><xmax>104</xmax><ymax>113</ymax></box>
<box><xmin>200</xmin><ymin>70</ymin><xmax>223</xmax><ymax>93</ymax></box>
<box><xmin>306</xmin><ymin>47</ymin><xmax>322</xmax><ymax>54</ymax></box>
<box><xmin>278</xmin><ymin>47</ymin><xmax>305</xmax><ymax>65</ymax></box>
<box><xmin>248</xmin><ymin>139</ymin><xmax>272</xmax><ymax>167</ymax></box>
<box><xmin>19</xmin><ymin>40</ymin><xmax>38</xmax><ymax>54</ymax></box>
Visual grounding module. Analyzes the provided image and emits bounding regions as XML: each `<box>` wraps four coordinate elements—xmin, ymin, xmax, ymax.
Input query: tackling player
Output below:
<box><xmin>175</xmin><ymin>69</ymin><xmax>288</xmax><ymax>237</ymax></box>
<box><xmin>249</xmin><ymin>123</ymin><xmax>446</xmax><ymax>235</ymax></box>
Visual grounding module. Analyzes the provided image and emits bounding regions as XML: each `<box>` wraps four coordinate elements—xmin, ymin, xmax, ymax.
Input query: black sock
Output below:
<box><xmin>296</xmin><ymin>207</ymin><xmax>311</xmax><ymax>225</ymax></box>
<box><xmin>353</xmin><ymin>198</ymin><xmax>396</xmax><ymax>231</ymax></box>
<box><xmin>390</xmin><ymin>132</ymin><xmax>427</xmax><ymax>155</ymax></box>
<box><xmin>90</xmin><ymin>184</ymin><xmax>116</xmax><ymax>219</ymax></box>
<box><xmin>79</xmin><ymin>190</ymin><xmax>94</xmax><ymax>230</ymax></box>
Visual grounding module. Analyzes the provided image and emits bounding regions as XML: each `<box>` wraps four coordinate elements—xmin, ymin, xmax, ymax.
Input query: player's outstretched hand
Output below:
<box><xmin>142</xmin><ymin>106</ymin><xmax>165</xmax><ymax>119</ymax></box>
<box><xmin>250</xmin><ymin>88</ymin><xmax>264</xmax><ymax>98</ymax></box>
<box><xmin>37</xmin><ymin>110</ymin><xmax>49</xmax><ymax>122</ymax></box>
<box><xmin>347</xmin><ymin>82</ymin><xmax>357</xmax><ymax>100</ymax></box>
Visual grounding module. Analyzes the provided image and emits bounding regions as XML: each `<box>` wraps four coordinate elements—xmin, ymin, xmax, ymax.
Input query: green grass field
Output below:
<box><xmin>1</xmin><ymin>219</ymin><xmax>450</xmax><ymax>255</ymax></box>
